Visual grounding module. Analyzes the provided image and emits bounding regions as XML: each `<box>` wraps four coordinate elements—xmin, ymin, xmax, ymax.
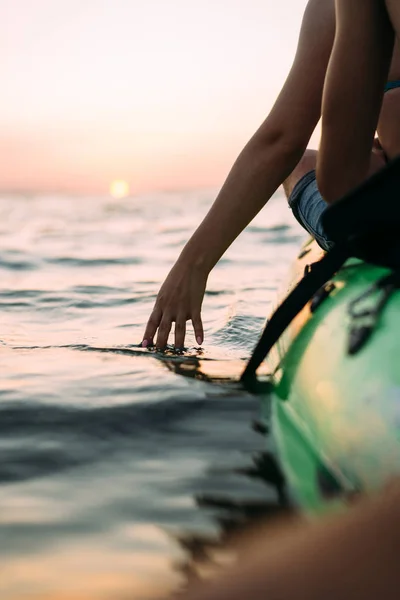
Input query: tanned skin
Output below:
<box><xmin>318</xmin><ymin>0</ymin><xmax>394</xmax><ymax>201</ymax></box>
<box><xmin>142</xmin><ymin>0</ymin><xmax>400</xmax><ymax>350</ymax></box>
<box><xmin>151</xmin><ymin>3</ymin><xmax>400</xmax><ymax>599</ymax></box>
<box><xmin>177</xmin><ymin>483</ymin><xmax>400</xmax><ymax>600</ymax></box>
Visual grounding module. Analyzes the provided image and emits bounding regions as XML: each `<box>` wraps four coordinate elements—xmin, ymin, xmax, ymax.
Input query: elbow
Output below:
<box><xmin>251</xmin><ymin>126</ymin><xmax>308</xmax><ymax>171</ymax></box>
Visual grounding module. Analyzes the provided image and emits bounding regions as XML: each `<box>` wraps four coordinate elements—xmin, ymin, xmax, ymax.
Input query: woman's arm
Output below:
<box><xmin>317</xmin><ymin>0</ymin><xmax>394</xmax><ymax>203</ymax></box>
<box><xmin>143</xmin><ymin>0</ymin><xmax>335</xmax><ymax>350</ymax></box>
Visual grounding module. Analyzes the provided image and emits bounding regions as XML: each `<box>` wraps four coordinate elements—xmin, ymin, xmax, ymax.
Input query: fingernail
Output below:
<box><xmin>197</xmin><ymin>337</ymin><xmax>202</xmax><ymax>345</ymax></box>
<box><xmin>142</xmin><ymin>339</ymin><xmax>148</xmax><ymax>348</ymax></box>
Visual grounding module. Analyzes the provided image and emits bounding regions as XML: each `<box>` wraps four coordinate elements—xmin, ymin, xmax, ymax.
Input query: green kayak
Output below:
<box><xmin>264</xmin><ymin>239</ymin><xmax>400</xmax><ymax>514</ymax></box>
<box><xmin>243</xmin><ymin>158</ymin><xmax>400</xmax><ymax>515</ymax></box>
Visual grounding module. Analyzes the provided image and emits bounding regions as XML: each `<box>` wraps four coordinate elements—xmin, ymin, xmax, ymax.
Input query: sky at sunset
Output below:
<box><xmin>2</xmin><ymin>0</ymin><xmax>313</xmax><ymax>194</ymax></box>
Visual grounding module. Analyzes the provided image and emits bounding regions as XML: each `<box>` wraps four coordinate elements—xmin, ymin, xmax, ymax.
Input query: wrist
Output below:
<box><xmin>178</xmin><ymin>244</ymin><xmax>213</xmax><ymax>276</ymax></box>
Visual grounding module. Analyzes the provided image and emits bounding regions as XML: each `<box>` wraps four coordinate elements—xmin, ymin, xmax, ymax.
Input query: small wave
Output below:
<box><xmin>0</xmin><ymin>389</ymin><xmax>254</xmax><ymax>485</ymax></box>
<box><xmin>0</xmin><ymin>301</ymin><xmax>32</xmax><ymax>309</ymax></box>
<box><xmin>65</xmin><ymin>297</ymin><xmax>139</xmax><ymax>309</ymax></box>
<box><xmin>209</xmin><ymin>314</ymin><xmax>265</xmax><ymax>351</ymax></box>
<box><xmin>262</xmin><ymin>233</ymin><xmax>305</xmax><ymax>245</ymax></box>
<box><xmin>205</xmin><ymin>290</ymin><xmax>229</xmax><ymax>297</ymax></box>
<box><xmin>247</xmin><ymin>224</ymin><xmax>290</xmax><ymax>234</ymax></box>
<box><xmin>0</xmin><ymin>289</ymin><xmax>42</xmax><ymax>299</ymax></box>
<box><xmin>71</xmin><ymin>285</ymin><xmax>128</xmax><ymax>294</ymax></box>
<box><xmin>0</xmin><ymin>258</ymin><xmax>38</xmax><ymax>271</ymax></box>
<box><xmin>46</xmin><ymin>257</ymin><xmax>142</xmax><ymax>267</ymax></box>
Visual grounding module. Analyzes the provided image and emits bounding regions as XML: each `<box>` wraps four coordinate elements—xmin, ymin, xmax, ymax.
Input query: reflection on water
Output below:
<box><xmin>0</xmin><ymin>190</ymin><xmax>305</xmax><ymax>598</ymax></box>
<box><xmin>171</xmin><ymin>450</ymin><xmax>291</xmax><ymax>596</ymax></box>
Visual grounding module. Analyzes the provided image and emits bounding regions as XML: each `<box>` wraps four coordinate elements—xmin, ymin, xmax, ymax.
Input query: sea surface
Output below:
<box><xmin>0</xmin><ymin>189</ymin><xmax>306</xmax><ymax>599</ymax></box>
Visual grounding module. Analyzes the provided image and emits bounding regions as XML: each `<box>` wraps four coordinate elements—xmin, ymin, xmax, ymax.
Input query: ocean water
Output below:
<box><xmin>0</xmin><ymin>189</ymin><xmax>305</xmax><ymax>599</ymax></box>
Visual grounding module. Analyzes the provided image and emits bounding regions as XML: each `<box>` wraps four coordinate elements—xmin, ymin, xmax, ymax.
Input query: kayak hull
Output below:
<box><xmin>263</xmin><ymin>239</ymin><xmax>400</xmax><ymax>513</ymax></box>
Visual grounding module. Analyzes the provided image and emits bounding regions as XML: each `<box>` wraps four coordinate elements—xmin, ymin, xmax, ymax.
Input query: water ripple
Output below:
<box><xmin>46</xmin><ymin>256</ymin><xmax>142</xmax><ymax>267</ymax></box>
<box><xmin>0</xmin><ymin>189</ymin><xmax>297</xmax><ymax>598</ymax></box>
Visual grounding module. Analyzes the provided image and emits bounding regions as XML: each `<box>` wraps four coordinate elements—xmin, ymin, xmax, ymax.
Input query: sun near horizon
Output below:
<box><xmin>110</xmin><ymin>180</ymin><xmax>130</xmax><ymax>199</ymax></box>
<box><xmin>1</xmin><ymin>1</ymin><xmax>308</xmax><ymax>194</ymax></box>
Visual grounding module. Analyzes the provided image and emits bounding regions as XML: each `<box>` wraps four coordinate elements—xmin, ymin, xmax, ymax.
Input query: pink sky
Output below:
<box><xmin>2</xmin><ymin>0</ymin><xmax>309</xmax><ymax>194</ymax></box>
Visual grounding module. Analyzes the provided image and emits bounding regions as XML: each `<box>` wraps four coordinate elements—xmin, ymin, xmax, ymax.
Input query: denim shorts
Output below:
<box><xmin>288</xmin><ymin>170</ymin><xmax>334</xmax><ymax>251</ymax></box>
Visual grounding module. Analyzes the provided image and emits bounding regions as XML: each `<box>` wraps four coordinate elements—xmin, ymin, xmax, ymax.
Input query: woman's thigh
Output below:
<box><xmin>283</xmin><ymin>149</ymin><xmax>318</xmax><ymax>199</ymax></box>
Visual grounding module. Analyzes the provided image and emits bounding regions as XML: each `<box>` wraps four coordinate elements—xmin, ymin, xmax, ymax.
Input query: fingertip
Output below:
<box><xmin>192</xmin><ymin>318</ymin><xmax>204</xmax><ymax>346</ymax></box>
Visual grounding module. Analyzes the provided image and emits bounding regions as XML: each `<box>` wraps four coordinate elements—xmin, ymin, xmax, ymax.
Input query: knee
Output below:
<box><xmin>298</xmin><ymin>149</ymin><xmax>319</xmax><ymax>172</ymax></box>
<box><xmin>291</xmin><ymin>149</ymin><xmax>318</xmax><ymax>177</ymax></box>
<box><xmin>283</xmin><ymin>149</ymin><xmax>318</xmax><ymax>198</ymax></box>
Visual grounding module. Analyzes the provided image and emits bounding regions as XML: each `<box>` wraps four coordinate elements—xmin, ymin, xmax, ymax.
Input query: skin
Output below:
<box><xmin>177</xmin><ymin>482</ymin><xmax>400</xmax><ymax>600</ymax></box>
<box><xmin>286</xmin><ymin>23</ymin><xmax>400</xmax><ymax>199</ymax></box>
<box><xmin>142</xmin><ymin>0</ymin><xmax>400</xmax><ymax>350</ymax></box>
<box><xmin>317</xmin><ymin>0</ymin><xmax>394</xmax><ymax>201</ymax></box>
<box><xmin>151</xmin><ymin>4</ymin><xmax>400</xmax><ymax>598</ymax></box>
<box><xmin>284</xmin><ymin>139</ymin><xmax>390</xmax><ymax>201</ymax></box>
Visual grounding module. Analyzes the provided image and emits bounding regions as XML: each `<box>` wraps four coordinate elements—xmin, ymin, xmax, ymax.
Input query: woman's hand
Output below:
<box><xmin>142</xmin><ymin>259</ymin><xmax>208</xmax><ymax>350</ymax></box>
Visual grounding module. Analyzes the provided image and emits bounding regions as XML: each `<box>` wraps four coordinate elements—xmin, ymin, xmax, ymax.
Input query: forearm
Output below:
<box><xmin>179</xmin><ymin>133</ymin><xmax>304</xmax><ymax>274</ymax></box>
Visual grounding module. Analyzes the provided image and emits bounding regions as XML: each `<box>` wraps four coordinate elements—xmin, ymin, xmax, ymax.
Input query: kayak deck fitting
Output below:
<box><xmin>242</xmin><ymin>157</ymin><xmax>400</xmax><ymax>514</ymax></box>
